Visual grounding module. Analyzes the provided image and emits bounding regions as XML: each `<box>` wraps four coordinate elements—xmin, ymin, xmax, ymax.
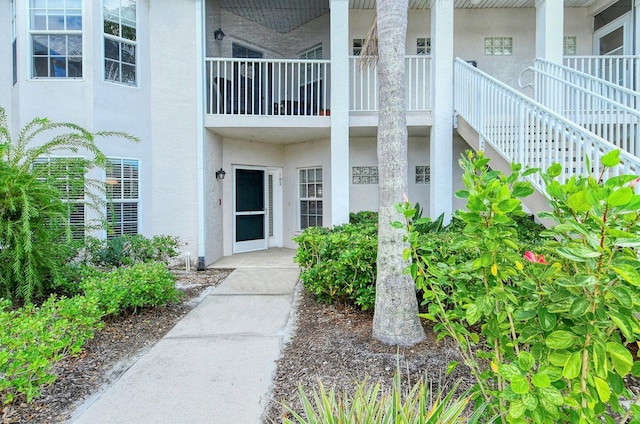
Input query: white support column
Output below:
<box><xmin>535</xmin><ymin>0</ymin><xmax>564</xmax><ymax>63</ymax></box>
<box><xmin>429</xmin><ymin>0</ymin><xmax>454</xmax><ymax>223</ymax></box>
<box><xmin>195</xmin><ymin>0</ymin><xmax>206</xmax><ymax>269</ymax></box>
<box><xmin>635</xmin><ymin>1</ymin><xmax>640</xmax><ymax>56</ymax></box>
<box><xmin>330</xmin><ymin>0</ymin><xmax>350</xmax><ymax>226</ymax></box>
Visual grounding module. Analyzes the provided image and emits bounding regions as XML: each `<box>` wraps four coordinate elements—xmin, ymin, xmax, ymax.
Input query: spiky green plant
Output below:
<box><xmin>281</xmin><ymin>371</ymin><xmax>490</xmax><ymax>424</ymax></box>
<box><xmin>0</xmin><ymin>106</ymin><xmax>138</xmax><ymax>303</ymax></box>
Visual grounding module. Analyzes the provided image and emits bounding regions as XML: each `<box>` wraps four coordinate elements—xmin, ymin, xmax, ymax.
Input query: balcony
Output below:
<box><xmin>206</xmin><ymin>56</ymin><xmax>431</xmax><ymax>132</ymax></box>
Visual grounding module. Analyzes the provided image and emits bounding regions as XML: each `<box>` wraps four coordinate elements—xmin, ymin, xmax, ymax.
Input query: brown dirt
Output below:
<box><xmin>263</xmin><ymin>290</ymin><xmax>473</xmax><ymax>422</ymax></box>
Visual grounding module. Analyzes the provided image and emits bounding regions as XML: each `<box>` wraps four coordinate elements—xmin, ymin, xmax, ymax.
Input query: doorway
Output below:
<box><xmin>232</xmin><ymin>167</ymin><xmax>282</xmax><ymax>253</ymax></box>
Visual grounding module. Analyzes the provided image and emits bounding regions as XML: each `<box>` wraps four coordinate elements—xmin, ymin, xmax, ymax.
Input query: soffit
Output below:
<box><xmin>218</xmin><ymin>0</ymin><xmax>602</xmax><ymax>34</ymax></box>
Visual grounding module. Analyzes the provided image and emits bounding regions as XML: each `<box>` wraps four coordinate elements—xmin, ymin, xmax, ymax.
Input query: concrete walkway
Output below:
<box><xmin>69</xmin><ymin>248</ymin><xmax>299</xmax><ymax>424</ymax></box>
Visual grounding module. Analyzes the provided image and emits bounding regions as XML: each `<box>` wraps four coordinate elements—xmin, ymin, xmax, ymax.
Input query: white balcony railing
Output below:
<box><xmin>563</xmin><ymin>55</ymin><xmax>640</xmax><ymax>92</ymax></box>
<box><xmin>524</xmin><ymin>58</ymin><xmax>640</xmax><ymax>157</ymax></box>
<box><xmin>455</xmin><ymin>58</ymin><xmax>640</xmax><ymax>193</ymax></box>
<box><xmin>205</xmin><ymin>58</ymin><xmax>330</xmax><ymax>116</ymax></box>
<box><xmin>349</xmin><ymin>55</ymin><xmax>431</xmax><ymax>112</ymax></box>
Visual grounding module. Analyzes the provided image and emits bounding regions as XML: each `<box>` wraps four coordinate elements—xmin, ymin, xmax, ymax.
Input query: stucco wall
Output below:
<box><xmin>204</xmin><ymin>130</ymin><xmax>224</xmax><ymax>264</ymax></box>
<box><xmin>0</xmin><ymin>2</ymin><xmax>11</xmax><ymax>119</ymax></box>
<box><xmin>149</xmin><ymin>0</ymin><xmax>200</xmax><ymax>257</ymax></box>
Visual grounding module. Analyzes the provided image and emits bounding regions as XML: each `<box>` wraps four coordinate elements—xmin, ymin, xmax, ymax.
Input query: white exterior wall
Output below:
<box><xmin>204</xmin><ymin>130</ymin><xmax>223</xmax><ymax>264</ymax></box>
<box><xmin>149</xmin><ymin>0</ymin><xmax>200</xmax><ymax>258</ymax></box>
<box><xmin>1</xmin><ymin>2</ymin><xmax>11</xmax><ymax>118</ymax></box>
<box><xmin>283</xmin><ymin>139</ymin><xmax>331</xmax><ymax>247</ymax></box>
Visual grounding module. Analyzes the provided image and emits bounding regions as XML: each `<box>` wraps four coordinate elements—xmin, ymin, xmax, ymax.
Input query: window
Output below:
<box><xmin>104</xmin><ymin>0</ymin><xmax>137</xmax><ymax>85</ymax></box>
<box><xmin>415</xmin><ymin>166</ymin><xmax>430</xmax><ymax>184</ymax></box>
<box><xmin>106</xmin><ymin>158</ymin><xmax>139</xmax><ymax>237</ymax></box>
<box><xmin>353</xmin><ymin>38</ymin><xmax>363</xmax><ymax>56</ymax></box>
<box><xmin>417</xmin><ymin>38</ymin><xmax>431</xmax><ymax>55</ymax></box>
<box><xmin>33</xmin><ymin>157</ymin><xmax>86</xmax><ymax>239</ymax></box>
<box><xmin>563</xmin><ymin>36</ymin><xmax>577</xmax><ymax>55</ymax></box>
<box><xmin>29</xmin><ymin>0</ymin><xmax>83</xmax><ymax>78</ymax></box>
<box><xmin>484</xmin><ymin>37</ymin><xmax>513</xmax><ymax>56</ymax></box>
<box><xmin>352</xmin><ymin>166</ymin><xmax>378</xmax><ymax>184</ymax></box>
<box><xmin>299</xmin><ymin>168</ymin><xmax>323</xmax><ymax>230</ymax></box>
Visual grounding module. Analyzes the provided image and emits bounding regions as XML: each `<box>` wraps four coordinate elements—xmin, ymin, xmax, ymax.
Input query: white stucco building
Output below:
<box><xmin>2</xmin><ymin>0</ymin><xmax>639</xmax><ymax>268</ymax></box>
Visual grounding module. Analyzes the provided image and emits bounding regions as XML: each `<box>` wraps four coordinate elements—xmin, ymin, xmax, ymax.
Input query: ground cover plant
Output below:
<box><xmin>404</xmin><ymin>150</ymin><xmax>640</xmax><ymax>423</ymax></box>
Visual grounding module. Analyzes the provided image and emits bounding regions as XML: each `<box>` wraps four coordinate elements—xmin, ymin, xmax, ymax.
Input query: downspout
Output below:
<box><xmin>195</xmin><ymin>0</ymin><xmax>206</xmax><ymax>270</ymax></box>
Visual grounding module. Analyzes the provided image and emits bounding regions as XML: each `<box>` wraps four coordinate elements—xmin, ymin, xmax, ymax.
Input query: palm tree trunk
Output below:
<box><xmin>372</xmin><ymin>0</ymin><xmax>425</xmax><ymax>346</ymax></box>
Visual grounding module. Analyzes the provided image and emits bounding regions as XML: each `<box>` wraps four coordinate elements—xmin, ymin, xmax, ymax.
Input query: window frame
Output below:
<box><xmin>105</xmin><ymin>157</ymin><xmax>140</xmax><ymax>238</ymax></box>
<box><xmin>484</xmin><ymin>37</ymin><xmax>513</xmax><ymax>56</ymax></box>
<box><xmin>299</xmin><ymin>44</ymin><xmax>323</xmax><ymax>82</ymax></box>
<box><xmin>11</xmin><ymin>0</ymin><xmax>17</xmax><ymax>85</ymax></box>
<box><xmin>102</xmin><ymin>0</ymin><xmax>138</xmax><ymax>86</ymax></box>
<box><xmin>29</xmin><ymin>0</ymin><xmax>84</xmax><ymax>79</ymax></box>
<box><xmin>298</xmin><ymin>167</ymin><xmax>323</xmax><ymax>231</ymax></box>
<box><xmin>417</xmin><ymin>37</ymin><xmax>431</xmax><ymax>55</ymax></box>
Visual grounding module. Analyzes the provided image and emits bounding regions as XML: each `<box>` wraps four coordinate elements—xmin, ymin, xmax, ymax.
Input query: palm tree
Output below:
<box><xmin>370</xmin><ymin>0</ymin><xmax>425</xmax><ymax>345</ymax></box>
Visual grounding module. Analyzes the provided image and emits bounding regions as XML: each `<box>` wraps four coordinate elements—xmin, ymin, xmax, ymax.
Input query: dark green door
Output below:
<box><xmin>234</xmin><ymin>168</ymin><xmax>267</xmax><ymax>253</ymax></box>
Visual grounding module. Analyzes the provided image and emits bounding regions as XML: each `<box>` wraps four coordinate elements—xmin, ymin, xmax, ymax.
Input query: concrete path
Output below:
<box><xmin>69</xmin><ymin>248</ymin><xmax>299</xmax><ymax>424</ymax></box>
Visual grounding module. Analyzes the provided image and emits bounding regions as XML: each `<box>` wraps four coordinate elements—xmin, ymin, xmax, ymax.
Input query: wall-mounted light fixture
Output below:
<box><xmin>214</xmin><ymin>28</ymin><xmax>225</xmax><ymax>41</ymax></box>
<box><xmin>215</xmin><ymin>168</ymin><xmax>226</xmax><ymax>180</ymax></box>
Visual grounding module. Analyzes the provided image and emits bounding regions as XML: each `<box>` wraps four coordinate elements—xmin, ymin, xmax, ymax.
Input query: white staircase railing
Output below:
<box><xmin>454</xmin><ymin>58</ymin><xmax>640</xmax><ymax>193</ymax></box>
<box><xmin>563</xmin><ymin>55</ymin><xmax>640</xmax><ymax>92</ymax></box>
<box><xmin>521</xmin><ymin>58</ymin><xmax>640</xmax><ymax>157</ymax></box>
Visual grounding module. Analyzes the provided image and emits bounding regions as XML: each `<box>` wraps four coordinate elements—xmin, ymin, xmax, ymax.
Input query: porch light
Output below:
<box><xmin>216</xmin><ymin>168</ymin><xmax>226</xmax><ymax>180</ymax></box>
<box><xmin>214</xmin><ymin>28</ymin><xmax>225</xmax><ymax>41</ymax></box>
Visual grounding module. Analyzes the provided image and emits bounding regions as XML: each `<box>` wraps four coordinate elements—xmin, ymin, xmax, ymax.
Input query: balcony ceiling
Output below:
<box><xmin>219</xmin><ymin>0</ymin><xmax>602</xmax><ymax>34</ymax></box>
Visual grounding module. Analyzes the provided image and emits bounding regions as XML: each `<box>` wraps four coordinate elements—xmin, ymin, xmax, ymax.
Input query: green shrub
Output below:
<box><xmin>349</xmin><ymin>210</ymin><xmax>378</xmax><ymax>226</ymax></box>
<box><xmin>406</xmin><ymin>150</ymin><xmax>640</xmax><ymax>423</ymax></box>
<box><xmin>294</xmin><ymin>223</ymin><xmax>378</xmax><ymax>310</ymax></box>
<box><xmin>281</xmin><ymin>371</ymin><xmax>485</xmax><ymax>423</ymax></box>
<box><xmin>0</xmin><ymin>295</ymin><xmax>103</xmax><ymax>404</ymax></box>
<box><xmin>81</xmin><ymin>262</ymin><xmax>181</xmax><ymax>315</ymax></box>
<box><xmin>79</xmin><ymin>234</ymin><xmax>181</xmax><ymax>269</ymax></box>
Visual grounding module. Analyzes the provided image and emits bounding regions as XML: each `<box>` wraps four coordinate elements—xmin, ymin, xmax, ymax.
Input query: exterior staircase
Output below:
<box><xmin>453</xmin><ymin>57</ymin><xmax>640</xmax><ymax>218</ymax></box>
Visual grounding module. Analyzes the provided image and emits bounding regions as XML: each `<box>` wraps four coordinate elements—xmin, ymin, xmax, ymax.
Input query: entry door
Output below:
<box><xmin>233</xmin><ymin>168</ymin><xmax>267</xmax><ymax>253</ymax></box>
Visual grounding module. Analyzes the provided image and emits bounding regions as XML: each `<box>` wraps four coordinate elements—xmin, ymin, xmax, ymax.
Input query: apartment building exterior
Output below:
<box><xmin>2</xmin><ymin>0</ymin><xmax>638</xmax><ymax>268</ymax></box>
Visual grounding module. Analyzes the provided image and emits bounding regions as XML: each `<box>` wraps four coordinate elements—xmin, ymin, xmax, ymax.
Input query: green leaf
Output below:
<box><xmin>601</xmin><ymin>149</ymin><xmax>621</xmax><ymax>167</ymax></box>
<box><xmin>497</xmin><ymin>199</ymin><xmax>521</xmax><ymax>213</ymax></box>
<box><xmin>607</xmin><ymin>342</ymin><xmax>633</xmax><ymax>376</ymax></box>
<box><xmin>569</xmin><ymin>298</ymin><xmax>590</xmax><ymax>317</ymax></box>
<box><xmin>567</xmin><ymin>191</ymin><xmax>590</xmax><ymax>213</ymax></box>
<box><xmin>532</xmin><ymin>372</ymin><xmax>551</xmax><ymax>388</ymax></box>
<box><xmin>609</xmin><ymin>286</ymin><xmax>633</xmax><ymax>308</ymax></box>
<box><xmin>515</xmin><ymin>308</ymin><xmax>538</xmax><ymax>321</ymax></box>
<box><xmin>549</xmin><ymin>350</ymin><xmax>571</xmax><ymax>367</ymax></box>
<box><xmin>594</xmin><ymin>376</ymin><xmax>611</xmax><ymax>402</ymax></box>
<box><xmin>562</xmin><ymin>351</ymin><xmax>582</xmax><ymax>379</ymax></box>
<box><xmin>538</xmin><ymin>308</ymin><xmax>556</xmax><ymax>331</ymax></box>
<box><xmin>547</xmin><ymin>163</ymin><xmax>563</xmax><ymax>178</ymax></box>
<box><xmin>499</xmin><ymin>363</ymin><xmax>521</xmax><ymax>380</ymax></box>
<box><xmin>608</xmin><ymin>187</ymin><xmax>633</xmax><ymax>207</ymax></box>
<box><xmin>612</xmin><ymin>265</ymin><xmax>640</xmax><ymax>287</ymax></box>
<box><xmin>466</xmin><ymin>303</ymin><xmax>482</xmax><ymax>326</ymax></box>
<box><xmin>538</xmin><ymin>386</ymin><xmax>564</xmax><ymax>407</ymax></box>
<box><xmin>508</xmin><ymin>399</ymin><xmax>526</xmax><ymax>419</ymax></box>
<box><xmin>546</xmin><ymin>330</ymin><xmax>575</xmax><ymax>349</ymax></box>
<box><xmin>556</xmin><ymin>247</ymin><xmax>600</xmax><ymax>262</ymax></box>
<box><xmin>632</xmin><ymin>361</ymin><xmax>640</xmax><ymax>377</ymax></box>
<box><xmin>454</xmin><ymin>189</ymin><xmax>470</xmax><ymax>199</ymax></box>
<box><xmin>609</xmin><ymin>310</ymin><xmax>634</xmax><ymax>340</ymax></box>
<box><xmin>467</xmin><ymin>195</ymin><xmax>487</xmax><ymax>212</ymax></box>
<box><xmin>518</xmin><ymin>351</ymin><xmax>535</xmax><ymax>372</ymax></box>
<box><xmin>511</xmin><ymin>375</ymin><xmax>530</xmax><ymax>394</ymax></box>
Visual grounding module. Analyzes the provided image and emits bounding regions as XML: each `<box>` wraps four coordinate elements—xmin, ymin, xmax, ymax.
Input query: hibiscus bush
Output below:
<box><xmin>404</xmin><ymin>150</ymin><xmax>640</xmax><ymax>423</ymax></box>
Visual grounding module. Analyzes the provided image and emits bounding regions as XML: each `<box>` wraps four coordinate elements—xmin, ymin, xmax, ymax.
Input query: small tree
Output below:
<box><xmin>0</xmin><ymin>107</ymin><xmax>137</xmax><ymax>303</ymax></box>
